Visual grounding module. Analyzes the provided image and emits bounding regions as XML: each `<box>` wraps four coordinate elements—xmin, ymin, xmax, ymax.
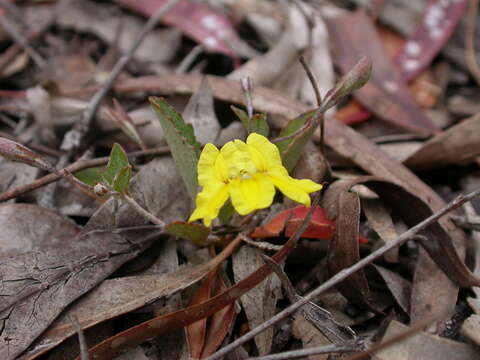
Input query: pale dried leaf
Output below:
<box><xmin>232</xmin><ymin>246</ymin><xmax>282</xmax><ymax>355</ymax></box>
<box><xmin>374</xmin><ymin>321</ymin><xmax>478</xmax><ymax>360</ymax></box>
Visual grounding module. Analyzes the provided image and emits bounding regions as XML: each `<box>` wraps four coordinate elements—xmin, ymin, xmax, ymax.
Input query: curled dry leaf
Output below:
<box><xmin>186</xmin><ymin>266</ymin><xmax>236</xmax><ymax>359</ymax></box>
<box><xmin>327</xmin><ymin>190</ymin><xmax>379</xmax><ymax>311</ymax></box>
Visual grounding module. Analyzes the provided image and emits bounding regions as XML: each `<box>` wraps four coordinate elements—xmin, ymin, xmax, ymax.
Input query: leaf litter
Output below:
<box><xmin>0</xmin><ymin>1</ymin><xmax>480</xmax><ymax>360</ymax></box>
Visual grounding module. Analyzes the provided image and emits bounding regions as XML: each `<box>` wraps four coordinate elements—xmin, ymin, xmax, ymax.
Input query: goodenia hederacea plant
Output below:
<box><xmin>188</xmin><ymin>133</ymin><xmax>322</xmax><ymax>227</ymax></box>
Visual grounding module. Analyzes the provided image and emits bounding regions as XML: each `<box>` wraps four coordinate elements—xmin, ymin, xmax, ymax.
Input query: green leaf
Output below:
<box><xmin>102</xmin><ymin>143</ymin><xmax>129</xmax><ymax>186</ymax></box>
<box><xmin>165</xmin><ymin>221</ymin><xmax>210</xmax><ymax>246</ymax></box>
<box><xmin>250</xmin><ymin>113</ymin><xmax>269</xmax><ymax>136</ymax></box>
<box><xmin>275</xmin><ymin>110</ymin><xmax>316</xmax><ymax>172</ymax></box>
<box><xmin>74</xmin><ymin>167</ymin><xmax>104</xmax><ymax>186</ymax></box>
<box><xmin>231</xmin><ymin>105</ymin><xmax>250</xmax><ymax>132</ymax></box>
<box><xmin>231</xmin><ymin>106</ymin><xmax>269</xmax><ymax>136</ymax></box>
<box><xmin>113</xmin><ymin>165</ymin><xmax>132</xmax><ymax>194</ymax></box>
<box><xmin>218</xmin><ymin>201</ymin><xmax>235</xmax><ymax>225</ymax></box>
<box><xmin>150</xmin><ymin>97</ymin><xmax>201</xmax><ymax>200</ymax></box>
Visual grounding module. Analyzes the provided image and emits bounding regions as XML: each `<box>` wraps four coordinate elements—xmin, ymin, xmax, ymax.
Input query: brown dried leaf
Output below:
<box><xmin>327</xmin><ymin>190</ymin><xmax>377</xmax><ymax>310</ymax></box>
<box><xmin>326</xmin><ymin>11</ymin><xmax>436</xmax><ymax>135</ymax></box>
<box><xmin>374</xmin><ymin>320</ymin><xmax>478</xmax><ymax>360</ymax></box>
<box><xmin>182</xmin><ymin>77</ymin><xmax>220</xmax><ymax>144</ymax></box>
<box><xmin>233</xmin><ymin>246</ymin><xmax>281</xmax><ymax>355</ymax></box>
<box><xmin>0</xmin><ymin>203</ymin><xmax>79</xmax><ymax>254</ymax></box>
<box><xmin>22</xmin><ymin>264</ymin><xmax>210</xmax><ymax>359</ymax></box>
<box><xmin>373</xmin><ymin>265</ymin><xmax>411</xmax><ymax>314</ymax></box>
<box><xmin>404</xmin><ymin>114</ymin><xmax>480</xmax><ymax>170</ymax></box>
<box><xmin>0</xmin><ymin>228</ymin><xmax>160</xmax><ymax>359</ymax></box>
<box><xmin>362</xmin><ymin>198</ymin><xmax>399</xmax><ymax>263</ymax></box>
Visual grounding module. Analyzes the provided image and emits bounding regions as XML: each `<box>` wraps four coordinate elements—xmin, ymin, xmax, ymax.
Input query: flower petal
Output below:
<box><xmin>246</xmin><ymin>133</ymin><xmax>282</xmax><ymax>170</ymax></box>
<box><xmin>228</xmin><ymin>174</ymin><xmax>275</xmax><ymax>215</ymax></box>
<box><xmin>268</xmin><ymin>166</ymin><xmax>322</xmax><ymax>206</ymax></box>
<box><xmin>189</xmin><ymin>183</ymin><xmax>229</xmax><ymax>226</ymax></box>
<box><xmin>198</xmin><ymin>143</ymin><xmax>224</xmax><ymax>187</ymax></box>
<box><xmin>221</xmin><ymin>139</ymin><xmax>255</xmax><ymax>177</ymax></box>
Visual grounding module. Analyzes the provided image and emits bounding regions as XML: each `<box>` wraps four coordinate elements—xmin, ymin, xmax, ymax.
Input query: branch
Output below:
<box><xmin>0</xmin><ymin>147</ymin><xmax>169</xmax><ymax>203</ymax></box>
<box><xmin>206</xmin><ymin>187</ymin><xmax>480</xmax><ymax>360</ymax></box>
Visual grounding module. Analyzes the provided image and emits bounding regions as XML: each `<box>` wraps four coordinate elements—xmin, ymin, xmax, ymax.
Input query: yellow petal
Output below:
<box><xmin>198</xmin><ymin>143</ymin><xmax>224</xmax><ymax>187</ymax></box>
<box><xmin>246</xmin><ymin>133</ymin><xmax>282</xmax><ymax>170</ymax></box>
<box><xmin>221</xmin><ymin>140</ymin><xmax>255</xmax><ymax>178</ymax></box>
<box><xmin>188</xmin><ymin>183</ymin><xmax>229</xmax><ymax>226</ymax></box>
<box><xmin>228</xmin><ymin>174</ymin><xmax>275</xmax><ymax>215</ymax></box>
<box><xmin>268</xmin><ymin>166</ymin><xmax>322</xmax><ymax>206</ymax></box>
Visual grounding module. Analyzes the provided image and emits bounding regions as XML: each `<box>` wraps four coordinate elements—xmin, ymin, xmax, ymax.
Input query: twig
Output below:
<box><xmin>175</xmin><ymin>44</ymin><xmax>204</xmax><ymax>74</ymax></box>
<box><xmin>59</xmin><ymin>0</ymin><xmax>180</xmax><ymax>156</ymax></box>
<box><xmin>0</xmin><ymin>146</ymin><xmax>169</xmax><ymax>203</ymax></box>
<box><xmin>465</xmin><ymin>0</ymin><xmax>480</xmax><ymax>86</ymax></box>
<box><xmin>299</xmin><ymin>55</ymin><xmax>325</xmax><ymax>156</ymax></box>
<box><xmin>247</xmin><ymin>343</ymin><xmax>357</xmax><ymax>360</ymax></box>
<box><xmin>299</xmin><ymin>56</ymin><xmax>322</xmax><ymax>106</ymax></box>
<box><xmin>240</xmin><ymin>234</ymin><xmax>282</xmax><ymax>251</ymax></box>
<box><xmin>270</xmin><ymin>110</ymin><xmax>323</xmax><ymax>144</ymax></box>
<box><xmin>241</xmin><ymin>77</ymin><xmax>254</xmax><ymax>121</ymax></box>
<box><xmin>0</xmin><ymin>15</ymin><xmax>46</xmax><ymax>67</ymax></box>
<box><xmin>206</xmin><ymin>187</ymin><xmax>480</xmax><ymax>360</ymax></box>
<box><xmin>68</xmin><ymin>314</ymin><xmax>89</xmax><ymax>360</ymax></box>
<box><xmin>121</xmin><ymin>193</ymin><xmax>166</xmax><ymax>227</ymax></box>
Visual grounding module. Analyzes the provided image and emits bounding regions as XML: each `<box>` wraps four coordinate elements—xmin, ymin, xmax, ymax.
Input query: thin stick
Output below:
<box><xmin>465</xmin><ymin>0</ymin><xmax>480</xmax><ymax>86</ymax></box>
<box><xmin>59</xmin><ymin>0</ymin><xmax>180</xmax><ymax>156</ymax></box>
<box><xmin>247</xmin><ymin>343</ymin><xmax>357</xmax><ymax>360</ymax></box>
<box><xmin>68</xmin><ymin>314</ymin><xmax>89</xmax><ymax>360</ymax></box>
<box><xmin>0</xmin><ymin>147</ymin><xmax>169</xmax><ymax>203</ymax></box>
<box><xmin>0</xmin><ymin>15</ymin><xmax>46</xmax><ymax>67</ymax></box>
<box><xmin>121</xmin><ymin>193</ymin><xmax>166</xmax><ymax>227</ymax></box>
<box><xmin>206</xmin><ymin>187</ymin><xmax>480</xmax><ymax>360</ymax></box>
<box><xmin>299</xmin><ymin>56</ymin><xmax>325</xmax><ymax>156</ymax></box>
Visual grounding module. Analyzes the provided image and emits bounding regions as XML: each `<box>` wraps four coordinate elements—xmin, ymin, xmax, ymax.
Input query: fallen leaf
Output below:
<box><xmin>233</xmin><ymin>246</ymin><xmax>281</xmax><ymax>355</ymax></box>
<box><xmin>373</xmin><ymin>265</ymin><xmax>411</xmax><ymax>314</ymax></box>
<box><xmin>326</xmin><ymin>11</ymin><xmax>436</xmax><ymax>135</ymax></box>
<box><xmin>404</xmin><ymin>113</ymin><xmax>480</xmax><ymax>170</ymax></box>
<box><xmin>0</xmin><ymin>203</ymin><xmax>79</xmax><ymax>254</ymax></box>
<box><xmin>374</xmin><ymin>320</ymin><xmax>478</xmax><ymax>360</ymax></box>
<box><xmin>183</xmin><ymin>77</ymin><xmax>220</xmax><ymax>144</ymax></box>
<box><xmin>118</xmin><ymin>0</ymin><xmax>254</xmax><ymax>57</ymax></box>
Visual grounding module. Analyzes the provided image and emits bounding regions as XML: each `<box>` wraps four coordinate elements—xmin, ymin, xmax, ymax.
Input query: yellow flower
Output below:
<box><xmin>188</xmin><ymin>133</ymin><xmax>322</xmax><ymax>226</ymax></box>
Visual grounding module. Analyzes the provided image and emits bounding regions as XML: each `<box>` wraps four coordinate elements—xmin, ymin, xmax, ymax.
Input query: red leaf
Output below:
<box><xmin>118</xmin><ymin>0</ymin><xmax>240</xmax><ymax>57</ymax></box>
<box><xmin>251</xmin><ymin>206</ymin><xmax>368</xmax><ymax>243</ymax></box>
